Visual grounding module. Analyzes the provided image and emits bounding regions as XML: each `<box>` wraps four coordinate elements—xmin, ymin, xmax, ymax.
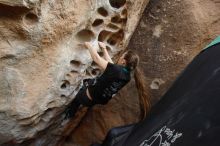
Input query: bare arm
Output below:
<box><xmin>85</xmin><ymin>42</ymin><xmax>108</xmax><ymax>70</ymax></box>
<box><xmin>98</xmin><ymin>42</ymin><xmax>114</xmax><ymax>63</ymax></box>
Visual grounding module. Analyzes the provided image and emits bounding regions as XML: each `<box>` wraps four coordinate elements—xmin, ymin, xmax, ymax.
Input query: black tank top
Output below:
<box><xmin>88</xmin><ymin>62</ymin><xmax>131</xmax><ymax>105</ymax></box>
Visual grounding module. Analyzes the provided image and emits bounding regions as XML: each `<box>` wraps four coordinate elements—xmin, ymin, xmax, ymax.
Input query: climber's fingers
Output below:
<box><xmin>98</xmin><ymin>41</ymin><xmax>106</xmax><ymax>50</ymax></box>
<box><xmin>84</xmin><ymin>42</ymin><xmax>93</xmax><ymax>49</ymax></box>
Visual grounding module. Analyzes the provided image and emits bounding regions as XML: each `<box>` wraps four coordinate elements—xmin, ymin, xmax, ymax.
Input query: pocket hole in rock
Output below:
<box><xmin>61</xmin><ymin>80</ymin><xmax>70</xmax><ymax>89</ymax></box>
<box><xmin>66</xmin><ymin>74</ymin><xmax>71</xmax><ymax>77</ymax></box>
<box><xmin>71</xmin><ymin>70</ymin><xmax>78</xmax><ymax>74</ymax></box>
<box><xmin>109</xmin><ymin>0</ymin><xmax>126</xmax><ymax>9</ymax></box>
<box><xmin>86</xmin><ymin>70</ymin><xmax>91</xmax><ymax>76</ymax></box>
<box><xmin>97</xmin><ymin>7</ymin><xmax>108</xmax><ymax>17</ymax></box>
<box><xmin>98</xmin><ymin>52</ymin><xmax>104</xmax><ymax>57</ymax></box>
<box><xmin>91</xmin><ymin>61</ymin><xmax>97</xmax><ymax>66</ymax></box>
<box><xmin>23</xmin><ymin>12</ymin><xmax>39</xmax><ymax>25</ymax></box>
<box><xmin>115</xmin><ymin>29</ymin><xmax>124</xmax><ymax>40</ymax></box>
<box><xmin>66</xmin><ymin>70</ymin><xmax>78</xmax><ymax>78</ymax></box>
<box><xmin>111</xmin><ymin>15</ymin><xmax>122</xmax><ymax>24</ymax></box>
<box><xmin>107</xmin><ymin>38</ymin><xmax>117</xmax><ymax>46</ymax></box>
<box><xmin>60</xmin><ymin>94</ymin><xmax>66</xmax><ymax>98</ymax></box>
<box><xmin>70</xmin><ymin>70</ymin><xmax>79</xmax><ymax>78</ymax></box>
<box><xmin>92</xmin><ymin>68</ymin><xmax>101</xmax><ymax>76</ymax></box>
<box><xmin>0</xmin><ymin>4</ymin><xmax>29</xmax><ymax>17</ymax></box>
<box><xmin>121</xmin><ymin>8</ymin><xmax>128</xmax><ymax>17</ymax></box>
<box><xmin>70</xmin><ymin>60</ymin><xmax>81</xmax><ymax>68</ymax></box>
<box><xmin>107</xmin><ymin>29</ymin><xmax>124</xmax><ymax>46</ymax></box>
<box><xmin>0</xmin><ymin>54</ymin><xmax>16</xmax><ymax>60</ymax></box>
<box><xmin>122</xmin><ymin>18</ymin><xmax>127</xmax><ymax>24</ymax></box>
<box><xmin>92</xmin><ymin>19</ymin><xmax>104</xmax><ymax>27</ymax></box>
<box><xmin>106</xmin><ymin>46</ymin><xmax>112</xmax><ymax>51</ymax></box>
<box><xmin>107</xmin><ymin>23</ymin><xmax>119</xmax><ymax>30</ymax></box>
<box><xmin>75</xmin><ymin>29</ymin><xmax>95</xmax><ymax>42</ymax></box>
<box><xmin>98</xmin><ymin>30</ymin><xmax>112</xmax><ymax>42</ymax></box>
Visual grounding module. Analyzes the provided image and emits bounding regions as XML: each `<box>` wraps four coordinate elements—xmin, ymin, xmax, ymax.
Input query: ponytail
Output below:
<box><xmin>134</xmin><ymin>67</ymin><xmax>151</xmax><ymax>120</ymax></box>
<box><xmin>123</xmin><ymin>50</ymin><xmax>151</xmax><ymax>120</ymax></box>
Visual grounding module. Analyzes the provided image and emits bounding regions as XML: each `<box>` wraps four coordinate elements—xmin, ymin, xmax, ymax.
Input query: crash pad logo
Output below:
<box><xmin>140</xmin><ymin>126</ymin><xmax>183</xmax><ymax>146</ymax></box>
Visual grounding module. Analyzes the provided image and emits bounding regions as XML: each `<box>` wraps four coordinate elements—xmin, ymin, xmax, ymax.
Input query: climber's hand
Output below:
<box><xmin>98</xmin><ymin>41</ymin><xmax>113</xmax><ymax>63</ymax></box>
<box><xmin>98</xmin><ymin>41</ymin><xmax>107</xmax><ymax>50</ymax></box>
<box><xmin>85</xmin><ymin>42</ymin><xmax>93</xmax><ymax>49</ymax></box>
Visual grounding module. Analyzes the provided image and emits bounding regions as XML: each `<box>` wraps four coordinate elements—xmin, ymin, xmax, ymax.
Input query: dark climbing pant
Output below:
<box><xmin>64</xmin><ymin>84</ymin><xmax>94</xmax><ymax>119</ymax></box>
<box><xmin>90</xmin><ymin>124</ymin><xmax>136</xmax><ymax>146</ymax></box>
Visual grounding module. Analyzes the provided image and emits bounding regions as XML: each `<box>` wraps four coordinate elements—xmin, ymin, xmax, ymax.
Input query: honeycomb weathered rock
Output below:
<box><xmin>0</xmin><ymin>0</ymin><xmax>149</xmax><ymax>145</ymax></box>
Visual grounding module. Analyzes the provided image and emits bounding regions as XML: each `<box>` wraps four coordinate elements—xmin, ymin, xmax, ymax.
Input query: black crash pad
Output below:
<box><xmin>113</xmin><ymin>42</ymin><xmax>220</xmax><ymax>146</ymax></box>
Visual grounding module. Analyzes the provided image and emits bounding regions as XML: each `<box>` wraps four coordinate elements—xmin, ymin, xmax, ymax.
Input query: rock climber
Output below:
<box><xmin>64</xmin><ymin>41</ymin><xmax>151</xmax><ymax>120</ymax></box>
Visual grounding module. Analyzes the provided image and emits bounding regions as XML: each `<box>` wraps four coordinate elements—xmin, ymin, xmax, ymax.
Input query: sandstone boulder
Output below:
<box><xmin>65</xmin><ymin>0</ymin><xmax>220</xmax><ymax>145</ymax></box>
<box><xmin>0</xmin><ymin>0</ymin><xmax>149</xmax><ymax>145</ymax></box>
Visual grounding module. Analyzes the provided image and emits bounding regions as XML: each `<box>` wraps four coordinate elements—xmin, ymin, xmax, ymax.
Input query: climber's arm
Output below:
<box><xmin>85</xmin><ymin>42</ymin><xmax>108</xmax><ymax>70</ymax></box>
<box><xmin>98</xmin><ymin>42</ymin><xmax>114</xmax><ymax>63</ymax></box>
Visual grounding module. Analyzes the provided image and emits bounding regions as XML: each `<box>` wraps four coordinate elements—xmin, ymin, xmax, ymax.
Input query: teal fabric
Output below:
<box><xmin>204</xmin><ymin>35</ymin><xmax>220</xmax><ymax>50</ymax></box>
<box><xmin>123</xmin><ymin>67</ymin><xmax>129</xmax><ymax>73</ymax></box>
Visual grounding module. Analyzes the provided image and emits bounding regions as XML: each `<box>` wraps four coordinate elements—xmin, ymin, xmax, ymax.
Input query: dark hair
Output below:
<box><xmin>124</xmin><ymin>50</ymin><xmax>151</xmax><ymax>120</ymax></box>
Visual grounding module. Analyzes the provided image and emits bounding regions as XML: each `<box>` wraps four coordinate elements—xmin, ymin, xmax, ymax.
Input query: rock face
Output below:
<box><xmin>0</xmin><ymin>0</ymin><xmax>220</xmax><ymax>146</ymax></box>
<box><xmin>0</xmin><ymin>0</ymin><xmax>149</xmax><ymax>145</ymax></box>
<box><xmin>131</xmin><ymin>0</ymin><xmax>220</xmax><ymax>103</ymax></box>
<box><xmin>63</xmin><ymin>0</ymin><xmax>220</xmax><ymax>146</ymax></box>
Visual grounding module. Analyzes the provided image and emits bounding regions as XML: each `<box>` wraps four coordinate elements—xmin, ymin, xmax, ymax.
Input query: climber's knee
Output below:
<box><xmin>75</xmin><ymin>86</ymin><xmax>94</xmax><ymax>107</ymax></box>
